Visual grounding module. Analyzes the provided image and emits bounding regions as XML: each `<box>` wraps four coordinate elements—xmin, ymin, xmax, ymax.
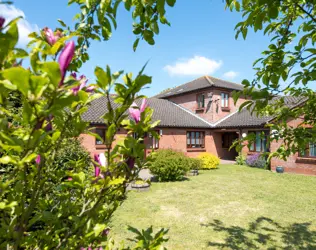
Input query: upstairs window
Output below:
<box><xmin>249</xmin><ymin>131</ymin><xmax>268</xmax><ymax>152</ymax></box>
<box><xmin>196</xmin><ymin>94</ymin><xmax>205</xmax><ymax>109</ymax></box>
<box><xmin>187</xmin><ymin>131</ymin><xmax>205</xmax><ymax>148</ymax></box>
<box><xmin>221</xmin><ymin>93</ymin><xmax>229</xmax><ymax>108</ymax></box>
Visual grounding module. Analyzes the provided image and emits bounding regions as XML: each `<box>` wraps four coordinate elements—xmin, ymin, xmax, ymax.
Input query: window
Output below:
<box><xmin>149</xmin><ymin>131</ymin><xmax>159</xmax><ymax>149</ymax></box>
<box><xmin>196</xmin><ymin>94</ymin><xmax>205</xmax><ymax>109</ymax></box>
<box><xmin>187</xmin><ymin>131</ymin><xmax>205</xmax><ymax>148</ymax></box>
<box><xmin>300</xmin><ymin>142</ymin><xmax>316</xmax><ymax>157</ymax></box>
<box><xmin>95</xmin><ymin>128</ymin><xmax>105</xmax><ymax>145</ymax></box>
<box><xmin>249</xmin><ymin>131</ymin><xmax>268</xmax><ymax>152</ymax></box>
<box><xmin>221</xmin><ymin>93</ymin><xmax>229</xmax><ymax>108</ymax></box>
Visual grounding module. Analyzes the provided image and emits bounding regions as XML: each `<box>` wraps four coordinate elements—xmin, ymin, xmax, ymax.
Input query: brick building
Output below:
<box><xmin>80</xmin><ymin>76</ymin><xmax>316</xmax><ymax>175</ymax></box>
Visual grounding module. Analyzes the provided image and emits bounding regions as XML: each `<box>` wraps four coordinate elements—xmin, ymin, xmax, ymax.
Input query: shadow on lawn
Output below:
<box><xmin>201</xmin><ymin>217</ymin><xmax>316</xmax><ymax>249</ymax></box>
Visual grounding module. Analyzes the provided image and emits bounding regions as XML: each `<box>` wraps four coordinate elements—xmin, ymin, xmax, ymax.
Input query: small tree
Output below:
<box><xmin>0</xmin><ymin>0</ymin><xmax>175</xmax><ymax>248</ymax></box>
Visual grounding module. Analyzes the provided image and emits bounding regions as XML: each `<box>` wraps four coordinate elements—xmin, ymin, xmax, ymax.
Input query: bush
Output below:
<box><xmin>149</xmin><ymin>149</ymin><xmax>190</xmax><ymax>181</ymax></box>
<box><xmin>235</xmin><ymin>153</ymin><xmax>246</xmax><ymax>165</ymax></box>
<box><xmin>198</xmin><ymin>153</ymin><xmax>220</xmax><ymax>169</ymax></box>
<box><xmin>54</xmin><ymin>137</ymin><xmax>92</xmax><ymax>173</ymax></box>
<box><xmin>188</xmin><ymin>158</ymin><xmax>202</xmax><ymax>170</ymax></box>
<box><xmin>246</xmin><ymin>153</ymin><xmax>266</xmax><ymax>169</ymax></box>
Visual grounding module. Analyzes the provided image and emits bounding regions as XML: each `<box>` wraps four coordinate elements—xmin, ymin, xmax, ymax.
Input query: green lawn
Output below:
<box><xmin>110</xmin><ymin>165</ymin><xmax>316</xmax><ymax>249</ymax></box>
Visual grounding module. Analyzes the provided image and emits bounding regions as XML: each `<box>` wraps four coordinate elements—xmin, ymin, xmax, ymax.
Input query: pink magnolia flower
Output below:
<box><xmin>128</xmin><ymin>98</ymin><xmax>147</xmax><ymax>123</ymax></box>
<box><xmin>43</xmin><ymin>27</ymin><xmax>61</xmax><ymax>45</ymax></box>
<box><xmin>94</xmin><ymin>154</ymin><xmax>101</xmax><ymax>177</ymax></box>
<box><xmin>71</xmin><ymin>73</ymin><xmax>88</xmax><ymax>95</ymax></box>
<box><xmin>0</xmin><ymin>17</ymin><xmax>5</xmax><ymax>29</ymax></box>
<box><xmin>58</xmin><ymin>41</ymin><xmax>75</xmax><ymax>86</ymax></box>
<box><xmin>35</xmin><ymin>155</ymin><xmax>41</xmax><ymax>165</ymax></box>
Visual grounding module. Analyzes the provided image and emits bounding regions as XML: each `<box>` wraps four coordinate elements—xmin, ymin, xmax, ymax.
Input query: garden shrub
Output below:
<box><xmin>54</xmin><ymin>137</ymin><xmax>92</xmax><ymax>173</ymax></box>
<box><xmin>235</xmin><ymin>153</ymin><xmax>246</xmax><ymax>165</ymax></box>
<box><xmin>188</xmin><ymin>157</ymin><xmax>202</xmax><ymax>170</ymax></box>
<box><xmin>198</xmin><ymin>153</ymin><xmax>220</xmax><ymax>169</ymax></box>
<box><xmin>246</xmin><ymin>153</ymin><xmax>267</xmax><ymax>169</ymax></box>
<box><xmin>149</xmin><ymin>149</ymin><xmax>190</xmax><ymax>181</ymax></box>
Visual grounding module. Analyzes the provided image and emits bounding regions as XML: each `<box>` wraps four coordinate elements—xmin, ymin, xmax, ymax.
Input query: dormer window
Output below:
<box><xmin>221</xmin><ymin>92</ymin><xmax>229</xmax><ymax>110</ymax></box>
<box><xmin>196</xmin><ymin>93</ymin><xmax>205</xmax><ymax>109</ymax></box>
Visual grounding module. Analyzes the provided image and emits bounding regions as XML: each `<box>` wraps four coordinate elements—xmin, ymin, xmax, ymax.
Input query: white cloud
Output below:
<box><xmin>164</xmin><ymin>56</ymin><xmax>223</xmax><ymax>76</ymax></box>
<box><xmin>223</xmin><ymin>71</ymin><xmax>239</xmax><ymax>79</ymax></box>
<box><xmin>0</xmin><ymin>5</ymin><xmax>39</xmax><ymax>46</ymax></box>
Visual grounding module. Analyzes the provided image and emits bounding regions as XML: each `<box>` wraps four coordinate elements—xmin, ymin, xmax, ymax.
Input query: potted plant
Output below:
<box><xmin>131</xmin><ymin>179</ymin><xmax>151</xmax><ymax>192</ymax></box>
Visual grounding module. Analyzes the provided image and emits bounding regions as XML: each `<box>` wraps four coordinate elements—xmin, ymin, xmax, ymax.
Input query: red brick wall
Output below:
<box><xmin>270</xmin><ymin>118</ymin><xmax>316</xmax><ymax>175</ymax></box>
<box><xmin>80</xmin><ymin>126</ymin><xmax>127</xmax><ymax>157</ymax></box>
<box><xmin>145</xmin><ymin>128</ymin><xmax>216</xmax><ymax>158</ymax></box>
<box><xmin>167</xmin><ymin>87</ymin><xmax>247</xmax><ymax>123</ymax></box>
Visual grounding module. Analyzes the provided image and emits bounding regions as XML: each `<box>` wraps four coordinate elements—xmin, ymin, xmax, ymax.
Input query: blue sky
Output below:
<box><xmin>2</xmin><ymin>0</ymin><xmax>272</xmax><ymax>96</ymax></box>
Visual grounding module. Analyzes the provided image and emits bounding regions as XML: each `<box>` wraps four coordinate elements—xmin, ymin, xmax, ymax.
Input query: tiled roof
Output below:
<box><xmin>155</xmin><ymin>76</ymin><xmax>244</xmax><ymax>98</ymax></box>
<box><xmin>82</xmin><ymin>96</ymin><xmax>211</xmax><ymax>128</ymax></box>
<box><xmin>215</xmin><ymin>96</ymin><xmax>306</xmax><ymax>128</ymax></box>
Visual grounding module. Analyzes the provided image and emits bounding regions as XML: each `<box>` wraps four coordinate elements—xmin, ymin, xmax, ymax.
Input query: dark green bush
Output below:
<box><xmin>54</xmin><ymin>137</ymin><xmax>92</xmax><ymax>174</ymax></box>
<box><xmin>149</xmin><ymin>149</ymin><xmax>190</xmax><ymax>181</ymax></box>
<box><xmin>188</xmin><ymin>158</ymin><xmax>202</xmax><ymax>170</ymax></box>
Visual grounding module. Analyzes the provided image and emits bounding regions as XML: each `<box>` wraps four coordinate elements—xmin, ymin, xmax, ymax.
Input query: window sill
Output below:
<box><xmin>187</xmin><ymin>148</ymin><xmax>206</xmax><ymax>152</ymax></box>
<box><xmin>221</xmin><ymin>107</ymin><xmax>230</xmax><ymax>112</ymax></box>
<box><xmin>96</xmin><ymin>145</ymin><xmax>111</xmax><ymax>149</ymax></box>
<box><xmin>195</xmin><ymin>108</ymin><xmax>205</xmax><ymax>112</ymax></box>
<box><xmin>296</xmin><ymin>157</ymin><xmax>316</xmax><ymax>164</ymax></box>
<box><xmin>247</xmin><ymin>151</ymin><xmax>261</xmax><ymax>155</ymax></box>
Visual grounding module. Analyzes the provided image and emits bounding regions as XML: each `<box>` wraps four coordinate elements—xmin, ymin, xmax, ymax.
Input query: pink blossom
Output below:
<box><xmin>0</xmin><ymin>17</ymin><xmax>5</xmax><ymax>29</ymax></box>
<box><xmin>140</xmin><ymin>98</ymin><xmax>148</xmax><ymax>113</ymax></box>
<box><xmin>94</xmin><ymin>154</ymin><xmax>101</xmax><ymax>177</ymax></box>
<box><xmin>35</xmin><ymin>155</ymin><xmax>41</xmax><ymax>165</ymax></box>
<box><xmin>71</xmin><ymin>73</ymin><xmax>88</xmax><ymax>95</ymax></box>
<box><xmin>128</xmin><ymin>99</ymin><xmax>147</xmax><ymax>123</ymax></box>
<box><xmin>58</xmin><ymin>41</ymin><xmax>75</xmax><ymax>86</ymax></box>
<box><xmin>43</xmin><ymin>27</ymin><xmax>61</xmax><ymax>45</ymax></box>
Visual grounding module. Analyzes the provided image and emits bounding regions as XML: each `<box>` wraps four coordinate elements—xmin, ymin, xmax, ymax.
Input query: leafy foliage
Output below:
<box><xmin>188</xmin><ymin>157</ymin><xmax>202</xmax><ymax>170</ymax></box>
<box><xmin>0</xmin><ymin>0</ymin><xmax>174</xmax><ymax>249</ymax></box>
<box><xmin>149</xmin><ymin>149</ymin><xmax>190</xmax><ymax>182</ymax></box>
<box><xmin>235</xmin><ymin>153</ymin><xmax>246</xmax><ymax>166</ymax></box>
<box><xmin>53</xmin><ymin>137</ymin><xmax>92</xmax><ymax>174</ymax></box>
<box><xmin>226</xmin><ymin>0</ymin><xmax>316</xmax><ymax>160</ymax></box>
<box><xmin>197</xmin><ymin>153</ymin><xmax>220</xmax><ymax>169</ymax></box>
<box><xmin>246</xmin><ymin>153</ymin><xmax>267</xmax><ymax>169</ymax></box>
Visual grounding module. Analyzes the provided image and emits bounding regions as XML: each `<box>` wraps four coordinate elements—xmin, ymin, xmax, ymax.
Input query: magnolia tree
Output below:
<box><xmin>226</xmin><ymin>0</ymin><xmax>316</xmax><ymax>160</ymax></box>
<box><xmin>0</xmin><ymin>0</ymin><xmax>175</xmax><ymax>249</ymax></box>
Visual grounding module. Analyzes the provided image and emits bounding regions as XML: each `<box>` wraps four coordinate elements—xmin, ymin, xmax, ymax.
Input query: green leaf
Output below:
<box><xmin>133</xmin><ymin>38</ymin><xmax>140</xmax><ymax>52</ymax></box>
<box><xmin>0</xmin><ymin>79</ymin><xmax>17</xmax><ymax>90</ymax></box>
<box><xmin>1</xmin><ymin>67</ymin><xmax>30</xmax><ymax>96</ymax></box>
<box><xmin>0</xmin><ymin>156</ymin><xmax>16</xmax><ymax>164</ymax></box>
<box><xmin>95</xmin><ymin>66</ymin><xmax>109</xmax><ymax>89</ymax></box>
<box><xmin>93</xmin><ymin>223</ymin><xmax>107</xmax><ymax>236</ymax></box>
<box><xmin>40</xmin><ymin>62</ymin><xmax>61</xmax><ymax>88</ymax></box>
<box><xmin>57</xmin><ymin>19</ymin><xmax>67</xmax><ymax>27</ymax></box>
<box><xmin>268</xmin><ymin>6</ymin><xmax>278</xmax><ymax>19</ymax></box>
<box><xmin>238</xmin><ymin>100</ymin><xmax>253</xmax><ymax>111</ymax></box>
<box><xmin>166</xmin><ymin>0</ymin><xmax>176</xmax><ymax>7</ymax></box>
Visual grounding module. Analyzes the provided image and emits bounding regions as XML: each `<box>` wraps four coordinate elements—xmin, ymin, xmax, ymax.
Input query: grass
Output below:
<box><xmin>110</xmin><ymin>165</ymin><xmax>316</xmax><ymax>249</ymax></box>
